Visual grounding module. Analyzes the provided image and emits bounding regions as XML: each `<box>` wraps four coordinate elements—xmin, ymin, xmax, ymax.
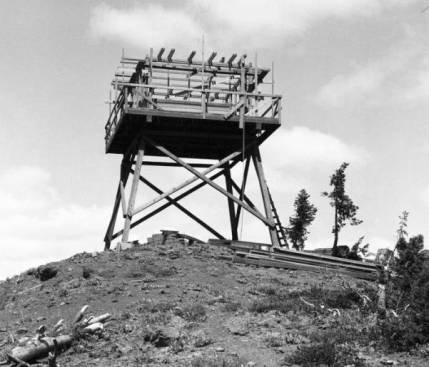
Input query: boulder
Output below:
<box><xmin>36</xmin><ymin>266</ymin><xmax>57</xmax><ymax>281</ymax></box>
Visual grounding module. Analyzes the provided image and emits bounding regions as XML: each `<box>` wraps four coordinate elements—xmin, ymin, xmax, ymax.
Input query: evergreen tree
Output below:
<box><xmin>287</xmin><ymin>189</ymin><xmax>317</xmax><ymax>250</ymax></box>
<box><xmin>322</xmin><ymin>162</ymin><xmax>362</xmax><ymax>252</ymax></box>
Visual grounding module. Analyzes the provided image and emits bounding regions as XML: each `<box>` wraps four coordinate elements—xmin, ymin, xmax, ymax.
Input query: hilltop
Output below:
<box><xmin>0</xmin><ymin>236</ymin><xmax>428</xmax><ymax>366</ymax></box>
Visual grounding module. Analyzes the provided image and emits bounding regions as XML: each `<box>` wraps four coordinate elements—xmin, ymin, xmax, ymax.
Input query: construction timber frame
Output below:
<box><xmin>104</xmin><ymin>48</ymin><xmax>288</xmax><ymax>250</ymax></box>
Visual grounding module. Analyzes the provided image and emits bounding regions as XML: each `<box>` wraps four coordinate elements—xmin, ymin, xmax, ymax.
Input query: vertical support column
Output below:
<box><xmin>252</xmin><ymin>146</ymin><xmax>279</xmax><ymax>248</ymax></box>
<box><xmin>122</xmin><ymin>139</ymin><xmax>145</xmax><ymax>243</ymax></box>
<box><xmin>104</xmin><ymin>152</ymin><xmax>133</xmax><ymax>250</ymax></box>
<box><xmin>225</xmin><ymin>163</ymin><xmax>238</xmax><ymax>240</ymax></box>
<box><xmin>239</xmin><ymin>58</ymin><xmax>245</xmax><ymax>129</ymax></box>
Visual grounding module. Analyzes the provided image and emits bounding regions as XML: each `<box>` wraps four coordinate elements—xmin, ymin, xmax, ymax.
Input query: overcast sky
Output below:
<box><xmin>1</xmin><ymin>0</ymin><xmax>428</xmax><ymax>279</ymax></box>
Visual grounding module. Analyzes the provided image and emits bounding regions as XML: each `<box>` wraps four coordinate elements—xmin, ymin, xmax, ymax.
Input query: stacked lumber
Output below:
<box><xmin>208</xmin><ymin>239</ymin><xmax>378</xmax><ymax>281</ymax></box>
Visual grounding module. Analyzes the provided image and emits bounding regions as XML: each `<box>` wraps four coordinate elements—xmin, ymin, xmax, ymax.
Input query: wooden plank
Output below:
<box><xmin>245</xmin><ymin>250</ymin><xmax>377</xmax><ymax>273</ymax></box>
<box><xmin>140</xmin><ymin>135</ymin><xmax>273</xmax><ymax>226</ymax></box>
<box><xmin>234</xmin><ymin>255</ymin><xmax>376</xmax><ymax>281</ymax></box>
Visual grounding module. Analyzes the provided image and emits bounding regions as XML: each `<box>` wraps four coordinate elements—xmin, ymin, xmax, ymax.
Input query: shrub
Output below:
<box><xmin>287</xmin><ymin>326</ymin><xmax>367</xmax><ymax>367</ymax></box>
<box><xmin>191</xmin><ymin>354</ymin><xmax>247</xmax><ymax>367</ymax></box>
<box><xmin>381</xmin><ymin>225</ymin><xmax>429</xmax><ymax>350</ymax></box>
<box><xmin>176</xmin><ymin>303</ymin><xmax>207</xmax><ymax>322</ymax></box>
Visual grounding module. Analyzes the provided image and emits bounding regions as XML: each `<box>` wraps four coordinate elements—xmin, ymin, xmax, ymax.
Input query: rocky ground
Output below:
<box><xmin>0</xmin><ymin>238</ymin><xmax>428</xmax><ymax>366</ymax></box>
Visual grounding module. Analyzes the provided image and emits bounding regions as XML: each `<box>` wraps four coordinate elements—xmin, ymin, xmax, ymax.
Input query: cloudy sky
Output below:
<box><xmin>1</xmin><ymin>0</ymin><xmax>428</xmax><ymax>279</ymax></box>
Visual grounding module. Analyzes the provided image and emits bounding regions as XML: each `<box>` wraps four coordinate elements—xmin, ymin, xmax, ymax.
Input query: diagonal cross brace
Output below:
<box><xmin>111</xmin><ymin>161</ymin><xmax>239</xmax><ymax>240</ymax></box>
<box><xmin>131</xmin><ymin>134</ymin><xmax>269</xmax><ymax>217</ymax></box>
<box><xmin>138</xmin><ymin>135</ymin><xmax>275</xmax><ymax>227</ymax></box>
<box><xmin>131</xmin><ymin>169</ymin><xmax>225</xmax><ymax>239</ymax></box>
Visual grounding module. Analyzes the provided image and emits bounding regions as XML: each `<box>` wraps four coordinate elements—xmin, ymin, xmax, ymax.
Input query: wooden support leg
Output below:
<box><xmin>252</xmin><ymin>146</ymin><xmax>279</xmax><ymax>248</ymax></box>
<box><xmin>225</xmin><ymin>164</ymin><xmax>238</xmax><ymax>240</ymax></box>
<box><xmin>104</xmin><ymin>153</ymin><xmax>133</xmax><ymax>250</ymax></box>
<box><xmin>122</xmin><ymin>140</ymin><xmax>145</xmax><ymax>243</ymax></box>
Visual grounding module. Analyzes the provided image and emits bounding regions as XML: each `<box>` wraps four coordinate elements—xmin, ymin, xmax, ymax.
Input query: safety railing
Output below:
<box><xmin>105</xmin><ymin>82</ymin><xmax>282</xmax><ymax>145</ymax></box>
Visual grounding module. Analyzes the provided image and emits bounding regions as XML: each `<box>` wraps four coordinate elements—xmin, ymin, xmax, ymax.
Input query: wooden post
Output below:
<box><xmin>122</xmin><ymin>139</ymin><xmax>145</xmax><ymax>243</ymax></box>
<box><xmin>239</xmin><ymin>58</ymin><xmax>245</xmax><ymax>129</ymax></box>
<box><xmin>252</xmin><ymin>146</ymin><xmax>279</xmax><ymax>248</ymax></box>
<box><xmin>104</xmin><ymin>152</ymin><xmax>133</xmax><ymax>250</ymax></box>
<box><xmin>225</xmin><ymin>164</ymin><xmax>238</xmax><ymax>240</ymax></box>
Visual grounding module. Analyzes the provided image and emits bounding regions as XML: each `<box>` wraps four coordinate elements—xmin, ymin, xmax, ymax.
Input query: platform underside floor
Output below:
<box><xmin>106</xmin><ymin>108</ymin><xmax>280</xmax><ymax>159</ymax></box>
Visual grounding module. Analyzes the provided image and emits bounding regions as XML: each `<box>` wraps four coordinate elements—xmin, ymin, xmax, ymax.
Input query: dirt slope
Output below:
<box><xmin>0</xmin><ymin>239</ymin><xmax>427</xmax><ymax>366</ymax></box>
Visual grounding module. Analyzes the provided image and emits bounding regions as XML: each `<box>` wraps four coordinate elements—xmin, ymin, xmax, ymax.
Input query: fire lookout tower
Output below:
<box><xmin>103</xmin><ymin>48</ymin><xmax>288</xmax><ymax>250</ymax></box>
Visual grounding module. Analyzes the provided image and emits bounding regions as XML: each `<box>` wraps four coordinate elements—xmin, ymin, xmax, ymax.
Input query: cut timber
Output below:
<box><xmin>9</xmin><ymin>335</ymin><xmax>73</xmax><ymax>363</ymax></box>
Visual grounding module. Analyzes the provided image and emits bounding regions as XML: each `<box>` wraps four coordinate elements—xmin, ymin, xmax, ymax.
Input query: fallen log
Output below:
<box><xmin>9</xmin><ymin>335</ymin><xmax>72</xmax><ymax>363</ymax></box>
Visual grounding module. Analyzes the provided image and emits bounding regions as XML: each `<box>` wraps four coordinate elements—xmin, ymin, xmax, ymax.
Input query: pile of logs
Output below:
<box><xmin>209</xmin><ymin>239</ymin><xmax>378</xmax><ymax>281</ymax></box>
<box><xmin>3</xmin><ymin>305</ymin><xmax>110</xmax><ymax>366</ymax></box>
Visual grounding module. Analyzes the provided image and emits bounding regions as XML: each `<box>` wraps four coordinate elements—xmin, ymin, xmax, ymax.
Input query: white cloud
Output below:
<box><xmin>423</xmin><ymin>186</ymin><xmax>429</xmax><ymax>207</ymax></box>
<box><xmin>89</xmin><ymin>3</ymin><xmax>203</xmax><ymax>50</ymax></box>
<box><xmin>261</xmin><ymin>126</ymin><xmax>368</xmax><ymax>170</ymax></box>
<box><xmin>89</xmin><ymin>1</ymin><xmax>414</xmax><ymax>50</ymax></box>
<box><xmin>315</xmin><ymin>43</ymin><xmax>429</xmax><ymax>107</ymax></box>
<box><xmin>0</xmin><ymin>166</ymin><xmax>110</xmax><ymax>279</ymax></box>
<box><xmin>316</xmin><ymin>66</ymin><xmax>385</xmax><ymax>108</ymax></box>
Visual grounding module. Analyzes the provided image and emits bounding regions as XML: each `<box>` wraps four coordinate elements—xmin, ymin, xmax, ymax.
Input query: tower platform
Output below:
<box><xmin>103</xmin><ymin>49</ymin><xmax>287</xmax><ymax>250</ymax></box>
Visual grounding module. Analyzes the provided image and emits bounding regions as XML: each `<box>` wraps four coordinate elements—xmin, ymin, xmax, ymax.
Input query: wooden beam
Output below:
<box><xmin>103</xmin><ymin>152</ymin><xmax>133</xmax><ymax>249</ymax></box>
<box><xmin>112</xmin><ymin>160</ymin><xmax>239</xmax><ymax>240</ymax></box>
<box><xmin>134</xmin><ymin>172</ymin><xmax>225</xmax><ymax>239</ymax></box>
<box><xmin>157</xmin><ymin>48</ymin><xmax>165</xmax><ymax>61</ymax></box>
<box><xmin>187</xmin><ymin>50</ymin><xmax>196</xmax><ymax>64</ymax></box>
<box><xmin>207</xmin><ymin>52</ymin><xmax>217</xmax><ymax>65</ymax></box>
<box><xmin>234</xmin><ymin>157</ymin><xmax>251</xmax><ymax>227</ymax></box>
<box><xmin>139</xmin><ymin>135</ymin><xmax>272</xmax><ymax>226</ymax></box>
<box><xmin>225</xmin><ymin>165</ymin><xmax>238</xmax><ymax>240</ymax></box>
<box><xmin>167</xmin><ymin>48</ymin><xmax>175</xmax><ymax>62</ymax></box>
<box><xmin>142</xmin><ymin>161</ymin><xmax>213</xmax><ymax>168</ymax></box>
<box><xmin>119</xmin><ymin>181</ymin><xmax>127</xmax><ymax>217</ymax></box>
<box><xmin>122</xmin><ymin>139</ymin><xmax>145</xmax><ymax>242</ymax></box>
<box><xmin>227</xmin><ymin>54</ymin><xmax>237</xmax><ymax>68</ymax></box>
<box><xmin>252</xmin><ymin>146</ymin><xmax>279</xmax><ymax>247</ymax></box>
<box><xmin>131</xmin><ymin>137</ymin><xmax>264</xmax><ymax>217</ymax></box>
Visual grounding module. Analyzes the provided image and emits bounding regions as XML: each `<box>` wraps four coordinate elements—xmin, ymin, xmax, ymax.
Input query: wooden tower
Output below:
<box><xmin>103</xmin><ymin>48</ymin><xmax>288</xmax><ymax>250</ymax></box>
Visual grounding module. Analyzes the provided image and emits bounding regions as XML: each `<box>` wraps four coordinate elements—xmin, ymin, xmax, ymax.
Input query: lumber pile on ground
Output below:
<box><xmin>209</xmin><ymin>239</ymin><xmax>378</xmax><ymax>281</ymax></box>
<box><xmin>5</xmin><ymin>305</ymin><xmax>110</xmax><ymax>366</ymax></box>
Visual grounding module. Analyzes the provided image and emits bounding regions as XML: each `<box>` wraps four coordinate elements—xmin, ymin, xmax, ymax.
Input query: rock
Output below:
<box><xmin>215</xmin><ymin>346</ymin><xmax>225</xmax><ymax>352</ymax></box>
<box><xmin>167</xmin><ymin>250</ymin><xmax>180</xmax><ymax>259</ymax></box>
<box><xmin>192</xmin><ymin>330</ymin><xmax>212</xmax><ymax>347</ymax></box>
<box><xmin>226</xmin><ymin>316</ymin><xmax>249</xmax><ymax>336</ymax></box>
<box><xmin>36</xmin><ymin>266</ymin><xmax>57</xmax><ymax>281</ymax></box>
<box><xmin>381</xmin><ymin>360</ymin><xmax>396</xmax><ymax>366</ymax></box>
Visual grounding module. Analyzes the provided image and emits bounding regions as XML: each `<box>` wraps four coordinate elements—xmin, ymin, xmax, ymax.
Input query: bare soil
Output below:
<box><xmin>0</xmin><ymin>239</ymin><xmax>427</xmax><ymax>366</ymax></box>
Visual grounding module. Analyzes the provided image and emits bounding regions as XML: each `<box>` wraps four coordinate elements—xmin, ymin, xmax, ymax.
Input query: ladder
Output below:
<box><xmin>267</xmin><ymin>187</ymin><xmax>289</xmax><ymax>248</ymax></box>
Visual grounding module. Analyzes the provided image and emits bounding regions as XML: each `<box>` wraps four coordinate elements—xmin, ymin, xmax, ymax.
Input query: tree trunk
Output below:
<box><xmin>333</xmin><ymin>205</ymin><xmax>339</xmax><ymax>249</ymax></box>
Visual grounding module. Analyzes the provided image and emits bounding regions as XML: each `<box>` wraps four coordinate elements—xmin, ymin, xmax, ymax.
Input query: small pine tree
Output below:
<box><xmin>382</xmin><ymin>212</ymin><xmax>428</xmax><ymax>350</ymax></box>
<box><xmin>287</xmin><ymin>189</ymin><xmax>317</xmax><ymax>251</ymax></box>
<box><xmin>322</xmin><ymin>162</ymin><xmax>362</xmax><ymax>253</ymax></box>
